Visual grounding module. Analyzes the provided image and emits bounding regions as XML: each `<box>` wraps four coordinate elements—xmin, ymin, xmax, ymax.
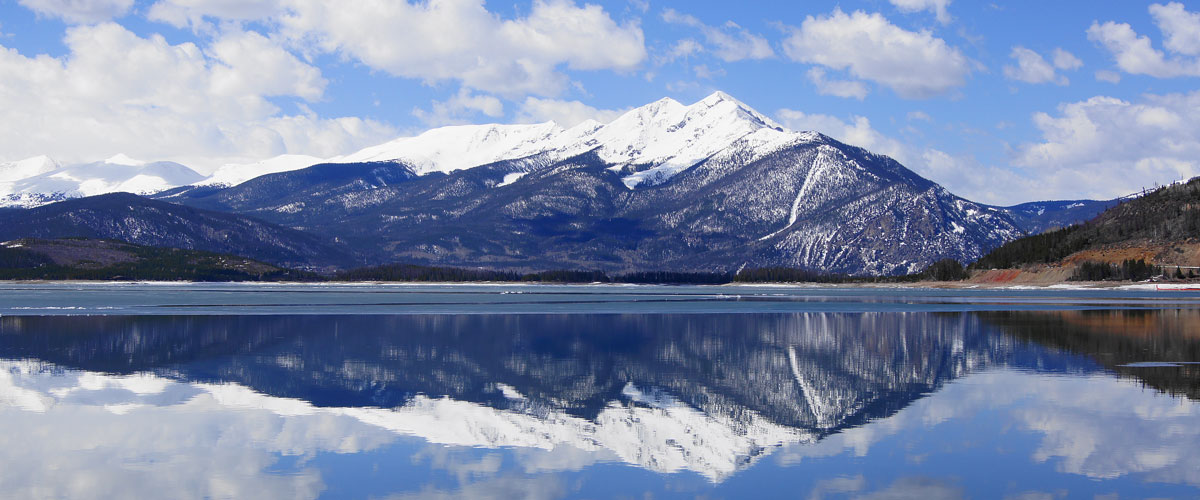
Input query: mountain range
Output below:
<box><xmin>0</xmin><ymin>92</ymin><xmax>1113</xmax><ymax>275</ymax></box>
<box><xmin>0</xmin><ymin>154</ymin><xmax>203</xmax><ymax>208</ymax></box>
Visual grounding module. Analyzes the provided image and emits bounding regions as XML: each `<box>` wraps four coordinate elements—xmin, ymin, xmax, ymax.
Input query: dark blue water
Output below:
<box><xmin>1</xmin><ymin>285</ymin><xmax>1198</xmax><ymax>499</ymax></box>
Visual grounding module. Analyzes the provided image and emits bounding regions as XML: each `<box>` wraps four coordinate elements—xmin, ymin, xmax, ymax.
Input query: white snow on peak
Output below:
<box><xmin>0</xmin><ymin>155</ymin><xmax>60</xmax><ymax>183</ymax></box>
<box><xmin>605</xmin><ymin>95</ymin><xmax>795</xmax><ymax>188</ymax></box>
<box><xmin>104</xmin><ymin>153</ymin><xmax>147</xmax><ymax>166</ymax></box>
<box><xmin>321</xmin><ymin>91</ymin><xmax>792</xmax><ymax>189</ymax></box>
<box><xmin>332</xmin><ymin>121</ymin><xmax>568</xmax><ymax>175</ymax></box>
<box><xmin>593</xmin><ymin>92</ymin><xmax>780</xmax><ymax>169</ymax></box>
<box><xmin>0</xmin><ymin>154</ymin><xmax>59</xmax><ymax>189</ymax></box>
<box><xmin>0</xmin><ymin>158</ymin><xmax>204</xmax><ymax>207</ymax></box>
<box><xmin>197</xmin><ymin>154</ymin><xmax>325</xmax><ymax>187</ymax></box>
<box><xmin>3</xmin><ymin>92</ymin><xmax>812</xmax><ymax>199</ymax></box>
<box><xmin>572</xmin><ymin>118</ymin><xmax>605</xmax><ymax>132</ymax></box>
<box><xmin>696</xmin><ymin>91</ymin><xmax>783</xmax><ymax>130</ymax></box>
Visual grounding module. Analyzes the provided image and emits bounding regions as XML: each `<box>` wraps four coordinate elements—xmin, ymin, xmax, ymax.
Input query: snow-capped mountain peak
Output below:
<box><xmin>104</xmin><ymin>153</ymin><xmax>147</xmax><ymax>166</ymax></box>
<box><xmin>332</xmin><ymin>121</ymin><xmax>568</xmax><ymax>175</ymax></box>
<box><xmin>590</xmin><ymin>91</ymin><xmax>790</xmax><ymax>187</ymax></box>
<box><xmin>0</xmin><ymin>155</ymin><xmax>59</xmax><ymax>183</ymax></box>
<box><xmin>569</xmin><ymin>118</ymin><xmax>606</xmax><ymax>133</ymax></box>
<box><xmin>198</xmin><ymin>154</ymin><xmax>326</xmax><ymax>187</ymax></box>
<box><xmin>316</xmin><ymin>91</ymin><xmax>793</xmax><ymax>187</ymax></box>
<box><xmin>694</xmin><ymin>90</ymin><xmax>783</xmax><ymax>130</ymax></box>
<box><xmin>2</xmin><ymin>91</ymin><xmax>800</xmax><ymax>203</ymax></box>
<box><xmin>0</xmin><ymin>158</ymin><xmax>203</xmax><ymax>207</ymax></box>
<box><xmin>2</xmin><ymin>92</ymin><xmax>896</xmax><ymax>208</ymax></box>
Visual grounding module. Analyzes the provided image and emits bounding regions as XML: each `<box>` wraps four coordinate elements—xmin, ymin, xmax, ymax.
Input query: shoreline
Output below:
<box><xmin>1</xmin><ymin>279</ymin><xmax>1195</xmax><ymax>291</ymax></box>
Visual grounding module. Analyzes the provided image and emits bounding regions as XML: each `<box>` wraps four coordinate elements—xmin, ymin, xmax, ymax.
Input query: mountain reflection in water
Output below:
<box><xmin>1</xmin><ymin>310</ymin><xmax>1199</xmax><ymax>498</ymax></box>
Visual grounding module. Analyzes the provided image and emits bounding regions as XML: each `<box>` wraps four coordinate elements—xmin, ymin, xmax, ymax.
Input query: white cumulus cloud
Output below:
<box><xmin>1052</xmin><ymin>48</ymin><xmax>1083</xmax><ymax>70</ymax></box>
<box><xmin>17</xmin><ymin>0</ymin><xmax>134</xmax><ymax>24</ymax></box>
<box><xmin>516</xmin><ymin>98</ymin><xmax>629</xmax><ymax>127</ymax></box>
<box><xmin>1003</xmin><ymin>47</ymin><xmax>1078</xmax><ymax>86</ymax></box>
<box><xmin>148</xmin><ymin>0</ymin><xmax>647</xmax><ymax>97</ymax></box>
<box><xmin>1150</xmin><ymin>2</ymin><xmax>1200</xmax><ymax>55</ymax></box>
<box><xmin>781</xmin><ymin>9</ymin><xmax>970</xmax><ymax>99</ymax></box>
<box><xmin>1089</xmin><ymin>3</ymin><xmax>1200</xmax><ymax>78</ymax></box>
<box><xmin>806</xmin><ymin>67</ymin><xmax>869</xmax><ymax>100</ymax></box>
<box><xmin>665</xmin><ymin>39</ymin><xmax>703</xmax><ymax>62</ymax></box>
<box><xmin>662</xmin><ymin>8</ymin><xmax>773</xmax><ymax>62</ymax></box>
<box><xmin>888</xmin><ymin>0</ymin><xmax>952</xmax><ymax>25</ymax></box>
<box><xmin>0</xmin><ymin>23</ymin><xmax>394</xmax><ymax>170</ymax></box>
<box><xmin>1095</xmin><ymin>70</ymin><xmax>1121</xmax><ymax>83</ymax></box>
<box><xmin>148</xmin><ymin>0</ymin><xmax>285</xmax><ymax>30</ymax></box>
<box><xmin>776</xmin><ymin>109</ymin><xmax>912</xmax><ymax>166</ymax></box>
<box><xmin>207</xmin><ymin>29</ymin><xmax>325</xmax><ymax>101</ymax></box>
<box><xmin>276</xmin><ymin>0</ymin><xmax>646</xmax><ymax>97</ymax></box>
<box><xmin>1016</xmin><ymin>91</ymin><xmax>1200</xmax><ymax>199</ymax></box>
<box><xmin>412</xmin><ymin>89</ymin><xmax>506</xmax><ymax>127</ymax></box>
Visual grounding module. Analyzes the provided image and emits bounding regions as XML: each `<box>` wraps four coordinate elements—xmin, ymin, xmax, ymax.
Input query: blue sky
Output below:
<box><xmin>1</xmin><ymin>0</ymin><xmax>1199</xmax><ymax>204</ymax></box>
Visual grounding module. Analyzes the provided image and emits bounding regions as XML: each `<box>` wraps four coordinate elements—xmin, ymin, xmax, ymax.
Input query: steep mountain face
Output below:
<box><xmin>0</xmin><ymin>155</ymin><xmax>204</xmax><ymax>208</ymax></box>
<box><xmin>0</xmin><ymin>193</ymin><xmax>354</xmax><ymax>269</ymax></box>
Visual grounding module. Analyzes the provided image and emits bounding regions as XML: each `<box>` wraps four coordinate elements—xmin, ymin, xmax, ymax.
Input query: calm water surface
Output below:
<box><xmin>1</xmin><ymin>283</ymin><xmax>1199</xmax><ymax>499</ymax></box>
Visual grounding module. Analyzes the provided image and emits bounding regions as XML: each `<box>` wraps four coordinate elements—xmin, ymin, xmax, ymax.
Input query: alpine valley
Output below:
<box><xmin>0</xmin><ymin>92</ymin><xmax>1112</xmax><ymax>275</ymax></box>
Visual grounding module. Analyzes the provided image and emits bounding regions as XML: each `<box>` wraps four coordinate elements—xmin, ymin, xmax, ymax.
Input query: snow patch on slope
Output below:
<box><xmin>758</xmin><ymin>145</ymin><xmax>839</xmax><ymax>241</ymax></box>
<box><xmin>496</xmin><ymin>172</ymin><xmax>527</xmax><ymax>187</ymax></box>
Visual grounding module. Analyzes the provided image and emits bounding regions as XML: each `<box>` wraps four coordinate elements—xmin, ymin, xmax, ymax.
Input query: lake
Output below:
<box><xmin>1</xmin><ymin>283</ymin><xmax>1199</xmax><ymax>499</ymax></box>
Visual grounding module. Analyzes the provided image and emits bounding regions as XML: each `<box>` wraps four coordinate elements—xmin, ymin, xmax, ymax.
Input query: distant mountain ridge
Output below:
<box><xmin>0</xmin><ymin>155</ymin><xmax>203</xmax><ymax>208</ymax></box>
<box><xmin>0</xmin><ymin>193</ymin><xmax>354</xmax><ymax>269</ymax></box>
<box><xmin>1001</xmin><ymin>199</ymin><xmax>1118</xmax><ymax>234</ymax></box>
<box><xmin>973</xmin><ymin>177</ymin><xmax>1200</xmax><ymax>273</ymax></box>
<box><xmin>0</xmin><ymin>92</ymin><xmax>1119</xmax><ymax>274</ymax></box>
